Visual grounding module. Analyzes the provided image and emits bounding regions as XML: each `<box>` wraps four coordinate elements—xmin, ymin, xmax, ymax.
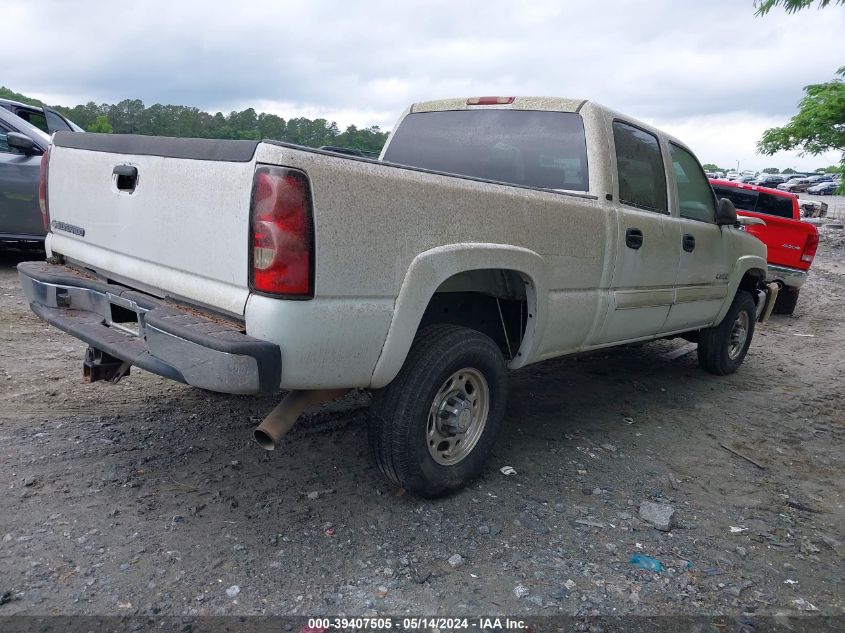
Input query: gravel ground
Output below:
<box><xmin>0</xmin><ymin>234</ymin><xmax>843</xmax><ymax>623</ymax></box>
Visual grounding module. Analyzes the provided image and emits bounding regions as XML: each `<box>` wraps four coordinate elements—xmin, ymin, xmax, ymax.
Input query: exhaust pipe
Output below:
<box><xmin>759</xmin><ymin>282</ymin><xmax>780</xmax><ymax>323</ymax></box>
<box><xmin>253</xmin><ymin>389</ymin><xmax>350</xmax><ymax>450</ymax></box>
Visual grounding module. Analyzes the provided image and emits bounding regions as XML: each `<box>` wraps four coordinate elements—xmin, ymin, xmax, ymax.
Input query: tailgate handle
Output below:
<box><xmin>683</xmin><ymin>233</ymin><xmax>696</xmax><ymax>252</ymax></box>
<box><xmin>113</xmin><ymin>164</ymin><xmax>138</xmax><ymax>192</ymax></box>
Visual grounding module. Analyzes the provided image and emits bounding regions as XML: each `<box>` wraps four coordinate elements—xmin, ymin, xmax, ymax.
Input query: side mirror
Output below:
<box><xmin>6</xmin><ymin>132</ymin><xmax>42</xmax><ymax>156</ymax></box>
<box><xmin>715</xmin><ymin>197</ymin><xmax>738</xmax><ymax>226</ymax></box>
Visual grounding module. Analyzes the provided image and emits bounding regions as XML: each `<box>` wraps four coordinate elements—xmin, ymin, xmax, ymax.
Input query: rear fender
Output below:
<box><xmin>370</xmin><ymin>243</ymin><xmax>547</xmax><ymax>388</ymax></box>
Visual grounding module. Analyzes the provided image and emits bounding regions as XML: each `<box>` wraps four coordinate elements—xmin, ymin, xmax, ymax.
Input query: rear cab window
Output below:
<box><xmin>611</xmin><ymin>121</ymin><xmax>667</xmax><ymax>213</ymax></box>
<box><xmin>382</xmin><ymin>109</ymin><xmax>589</xmax><ymax>191</ymax></box>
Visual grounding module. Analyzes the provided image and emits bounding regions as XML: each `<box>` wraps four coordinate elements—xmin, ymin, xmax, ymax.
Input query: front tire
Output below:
<box><xmin>697</xmin><ymin>290</ymin><xmax>756</xmax><ymax>375</ymax></box>
<box><xmin>369</xmin><ymin>325</ymin><xmax>508</xmax><ymax>497</ymax></box>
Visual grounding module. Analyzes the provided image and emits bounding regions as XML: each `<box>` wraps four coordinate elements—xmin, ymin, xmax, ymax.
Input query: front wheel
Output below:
<box><xmin>368</xmin><ymin>325</ymin><xmax>508</xmax><ymax>497</ymax></box>
<box><xmin>697</xmin><ymin>290</ymin><xmax>756</xmax><ymax>375</ymax></box>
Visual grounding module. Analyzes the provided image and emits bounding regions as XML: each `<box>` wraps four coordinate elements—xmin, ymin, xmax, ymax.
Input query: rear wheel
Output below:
<box><xmin>369</xmin><ymin>325</ymin><xmax>508</xmax><ymax>497</ymax></box>
<box><xmin>697</xmin><ymin>290</ymin><xmax>756</xmax><ymax>375</ymax></box>
<box><xmin>773</xmin><ymin>286</ymin><xmax>800</xmax><ymax>315</ymax></box>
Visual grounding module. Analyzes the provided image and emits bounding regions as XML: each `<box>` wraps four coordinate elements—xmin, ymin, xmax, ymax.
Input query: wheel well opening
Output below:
<box><xmin>419</xmin><ymin>269</ymin><xmax>530</xmax><ymax>360</ymax></box>
<box><xmin>739</xmin><ymin>269</ymin><xmax>765</xmax><ymax>303</ymax></box>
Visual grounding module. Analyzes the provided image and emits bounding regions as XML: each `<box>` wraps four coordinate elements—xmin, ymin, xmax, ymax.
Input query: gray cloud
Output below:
<box><xmin>4</xmin><ymin>0</ymin><xmax>843</xmax><ymax>168</ymax></box>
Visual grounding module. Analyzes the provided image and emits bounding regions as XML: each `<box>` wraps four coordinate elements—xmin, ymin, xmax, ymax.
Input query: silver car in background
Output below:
<box><xmin>0</xmin><ymin>107</ymin><xmax>52</xmax><ymax>245</ymax></box>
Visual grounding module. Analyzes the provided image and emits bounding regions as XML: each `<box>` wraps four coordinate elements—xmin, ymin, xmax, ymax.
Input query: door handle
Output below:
<box><xmin>683</xmin><ymin>233</ymin><xmax>695</xmax><ymax>252</ymax></box>
<box><xmin>625</xmin><ymin>228</ymin><xmax>643</xmax><ymax>249</ymax></box>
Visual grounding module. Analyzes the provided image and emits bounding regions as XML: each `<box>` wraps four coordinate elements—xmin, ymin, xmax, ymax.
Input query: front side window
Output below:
<box><xmin>712</xmin><ymin>186</ymin><xmax>795</xmax><ymax>219</ymax></box>
<box><xmin>16</xmin><ymin>109</ymin><xmax>49</xmax><ymax>134</ymax></box>
<box><xmin>612</xmin><ymin>121</ymin><xmax>667</xmax><ymax>213</ymax></box>
<box><xmin>669</xmin><ymin>143</ymin><xmax>715</xmax><ymax>222</ymax></box>
<box><xmin>712</xmin><ymin>185</ymin><xmax>757</xmax><ymax>212</ymax></box>
<box><xmin>383</xmin><ymin>110</ymin><xmax>589</xmax><ymax>191</ymax></box>
<box><xmin>0</xmin><ymin>125</ymin><xmax>16</xmax><ymax>154</ymax></box>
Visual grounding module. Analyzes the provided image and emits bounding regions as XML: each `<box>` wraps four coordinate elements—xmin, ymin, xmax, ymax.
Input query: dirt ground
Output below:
<box><xmin>0</xmin><ymin>229</ymin><xmax>843</xmax><ymax>625</ymax></box>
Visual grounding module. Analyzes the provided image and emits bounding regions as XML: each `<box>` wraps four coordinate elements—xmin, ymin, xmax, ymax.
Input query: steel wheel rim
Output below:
<box><xmin>728</xmin><ymin>311</ymin><xmax>750</xmax><ymax>360</ymax></box>
<box><xmin>427</xmin><ymin>367</ymin><xmax>490</xmax><ymax>466</ymax></box>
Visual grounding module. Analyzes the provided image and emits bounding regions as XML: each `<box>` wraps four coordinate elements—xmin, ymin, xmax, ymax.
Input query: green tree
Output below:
<box><xmin>758</xmin><ymin>69</ymin><xmax>845</xmax><ymax>158</ymax></box>
<box><xmin>106</xmin><ymin>99</ymin><xmax>146</xmax><ymax>134</ymax></box>
<box><xmin>783</xmin><ymin>167</ymin><xmax>796</xmax><ymax>174</ymax></box>
<box><xmin>57</xmin><ymin>102</ymin><xmax>100</xmax><ymax>130</ymax></box>
<box><xmin>258</xmin><ymin>113</ymin><xmax>286</xmax><ymax>140</ymax></box>
<box><xmin>0</xmin><ymin>86</ymin><xmax>45</xmax><ymax>106</ymax></box>
<box><xmin>762</xmin><ymin>167</ymin><xmax>781</xmax><ymax>173</ymax></box>
<box><xmin>755</xmin><ymin>0</ymin><xmax>844</xmax><ymax>14</ymax></box>
<box><xmin>702</xmin><ymin>163</ymin><xmax>723</xmax><ymax>172</ymax></box>
<box><xmin>87</xmin><ymin>115</ymin><xmax>113</xmax><ymax>133</ymax></box>
<box><xmin>2</xmin><ymin>86</ymin><xmax>390</xmax><ymax>154</ymax></box>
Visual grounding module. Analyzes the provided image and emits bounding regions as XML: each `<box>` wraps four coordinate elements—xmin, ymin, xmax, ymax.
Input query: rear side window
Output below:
<box><xmin>45</xmin><ymin>110</ymin><xmax>73</xmax><ymax>133</ymax></box>
<box><xmin>669</xmin><ymin>143</ymin><xmax>716</xmax><ymax>222</ymax></box>
<box><xmin>612</xmin><ymin>121</ymin><xmax>667</xmax><ymax>213</ymax></box>
<box><xmin>383</xmin><ymin>110</ymin><xmax>589</xmax><ymax>191</ymax></box>
<box><xmin>757</xmin><ymin>192</ymin><xmax>794</xmax><ymax>219</ymax></box>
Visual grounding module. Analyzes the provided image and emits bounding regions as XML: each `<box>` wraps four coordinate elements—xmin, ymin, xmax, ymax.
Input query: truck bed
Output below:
<box><xmin>43</xmin><ymin>131</ymin><xmax>611</xmax><ymax>388</ymax></box>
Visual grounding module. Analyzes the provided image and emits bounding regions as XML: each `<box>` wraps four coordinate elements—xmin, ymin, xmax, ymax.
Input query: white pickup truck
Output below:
<box><xmin>19</xmin><ymin>96</ymin><xmax>772</xmax><ymax>496</ymax></box>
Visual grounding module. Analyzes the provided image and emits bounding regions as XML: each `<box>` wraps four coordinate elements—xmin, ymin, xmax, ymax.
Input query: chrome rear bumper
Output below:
<box><xmin>767</xmin><ymin>263</ymin><xmax>808</xmax><ymax>289</ymax></box>
<box><xmin>17</xmin><ymin>261</ymin><xmax>281</xmax><ymax>394</ymax></box>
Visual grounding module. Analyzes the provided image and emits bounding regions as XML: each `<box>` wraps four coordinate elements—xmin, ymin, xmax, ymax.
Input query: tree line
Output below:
<box><xmin>1</xmin><ymin>87</ymin><xmax>389</xmax><ymax>154</ymax></box>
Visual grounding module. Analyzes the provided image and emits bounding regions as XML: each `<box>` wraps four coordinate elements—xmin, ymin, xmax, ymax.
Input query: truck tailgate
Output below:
<box><xmin>46</xmin><ymin>133</ymin><xmax>260</xmax><ymax>315</ymax></box>
<box><xmin>738</xmin><ymin>210</ymin><xmax>814</xmax><ymax>271</ymax></box>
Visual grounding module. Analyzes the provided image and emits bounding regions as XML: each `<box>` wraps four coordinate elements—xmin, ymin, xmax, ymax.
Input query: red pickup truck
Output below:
<box><xmin>710</xmin><ymin>179</ymin><xmax>818</xmax><ymax>315</ymax></box>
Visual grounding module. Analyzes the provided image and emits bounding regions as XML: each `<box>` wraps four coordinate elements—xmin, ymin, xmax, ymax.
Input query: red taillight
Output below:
<box><xmin>801</xmin><ymin>230</ymin><xmax>818</xmax><ymax>264</ymax></box>
<box><xmin>466</xmin><ymin>96</ymin><xmax>515</xmax><ymax>105</ymax></box>
<box><xmin>38</xmin><ymin>148</ymin><xmax>50</xmax><ymax>231</ymax></box>
<box><xmin>250</xmin><ymin>166</ymin><xmax>314</xmax><ymax>297</ymax></box>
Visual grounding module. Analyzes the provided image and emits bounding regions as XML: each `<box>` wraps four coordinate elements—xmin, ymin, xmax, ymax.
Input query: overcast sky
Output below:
<box><xmin>5</xmin><ymin>0</ymin><xmax>844</xmax><ymax>171</ymax></box>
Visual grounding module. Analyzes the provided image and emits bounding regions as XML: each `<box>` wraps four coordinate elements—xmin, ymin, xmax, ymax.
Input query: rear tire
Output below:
<box><xmin>697</xmin><ymin>290</ymin><xmax>756</xmax><ymax>375</ymax></box>
<box><xmin>773</xmin><ymin>286</ymin><xmax>800</xmax><ymax>315</ymax></box>
<box><xmin>369</xmin><ymin>325</ymin><xmax>508</xmax><ymax>497</ymax></box>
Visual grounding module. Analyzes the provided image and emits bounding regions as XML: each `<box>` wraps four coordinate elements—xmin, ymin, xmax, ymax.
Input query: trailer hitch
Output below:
<box><xmin>83</xmin><ymin>347</ymin><xmax>131</xmax><ymax>384</ymax></box>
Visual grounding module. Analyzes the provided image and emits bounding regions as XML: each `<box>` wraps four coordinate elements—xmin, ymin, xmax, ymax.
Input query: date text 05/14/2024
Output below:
<box><xmin>305</xmin><ymin>617</ymin><xmax>527</xmax><ymax>630</ymax></box>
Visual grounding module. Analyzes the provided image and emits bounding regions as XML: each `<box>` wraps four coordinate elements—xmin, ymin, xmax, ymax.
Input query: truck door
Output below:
<box><xmin>0</xmin><ymin>123</ymin><xmax>45</xmax><ymax>238</ymax></box>
<box><xmin>594</xmin><ymin>120</ymin><xmax>681</xmax><ymax>344</ymax></box>
<box><xmin>663</xmin><ymin>143</ymin><xmax>729</xmax><ymax>331</ymax></box>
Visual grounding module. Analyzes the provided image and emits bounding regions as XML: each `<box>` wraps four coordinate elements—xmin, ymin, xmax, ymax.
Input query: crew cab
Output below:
<box><xmin>19</xmin><ymin>97</ymin><xmax>771</xmax><ymax>496</ymax></box>
<box><xmin>710</xmin><ymin>179</ymin><xmax>817</xmax><ymax>315</ymax></box>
